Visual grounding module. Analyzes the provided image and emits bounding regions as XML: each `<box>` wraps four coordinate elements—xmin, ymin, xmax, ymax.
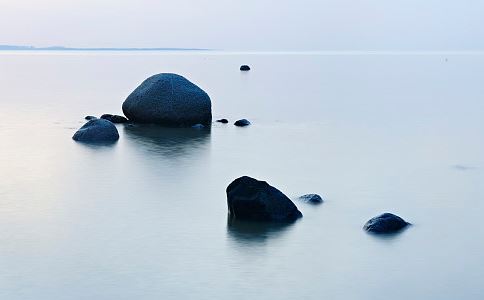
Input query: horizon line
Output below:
<box><xmin>1</xmin><ymin>45</ymin><xmax>484</xmax><ymax>55</ymax></box>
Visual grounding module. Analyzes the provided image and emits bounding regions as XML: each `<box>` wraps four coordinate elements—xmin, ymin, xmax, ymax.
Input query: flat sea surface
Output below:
<box><xmin>1</xmin><ymin>51</ymin><xmax>484</xmax><ymax>299</ymax></box>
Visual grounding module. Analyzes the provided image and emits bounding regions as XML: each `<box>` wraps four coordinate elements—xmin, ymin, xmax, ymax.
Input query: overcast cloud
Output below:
<box><xmin>0</xmin><ymin>0</ymin><xmax>482</xmax><ymax>50</ymax></box>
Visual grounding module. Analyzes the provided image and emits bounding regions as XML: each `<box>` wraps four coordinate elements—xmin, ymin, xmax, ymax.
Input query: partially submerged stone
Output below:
<box><xmin>299</xmin><ymin>194</ymin><xmax>323</xmax><ymax>204</ymax></box>
<box><xmin>122</xmin><ymin>73</ymin><xmax>212</xmax><ymax>127</ymax></box>
<box><xmin>234</xmin><ymin>119</ymin><xmax>251</xmax><ymax>127</ymax></box>
<box><xmin>72</xmin><ymin>119</ymin><xmax>119</xmax><ymax>143</ymax></box>
<box><xmin>101</xmin><ymin>114</ymin><xmax>128</xmax><ymax>124</ymax></box>
<box><xmin>364</xmin><ymin>213</ymin><xmax>410</xmax><ymax>234</ymax></box>
<box><xmin>226</xmin><ymin>176</ymin><xmax>302</xmax><ymax>222</ymax></box>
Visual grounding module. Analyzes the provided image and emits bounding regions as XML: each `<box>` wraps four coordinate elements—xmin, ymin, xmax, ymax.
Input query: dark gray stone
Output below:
<box><xmin>363</xmin><ymin>213</ymin><xmax>410</xmax><ymax>234</ymax></box>
<box><xmin>84</xmin><ymin>115</ymin><xmax>97</xmax><ymax>120</ymax></box>
<box><xmin>226</xmin><ymin>176</ymin><xmax>302</xmax><ymax>222</ymax></box>
<box><xmin>101</xmin><ymin>114</ymin><xmax>128</xmax><ymax>123</ymax></box>
<box><xmin>234</xmin><ymin>119</ymin><xmax>251</xmax><ymax>127</ymax></box>
<box><xmin>72</xmin><ymin>119</ymin><xmax>119</xmax><ymax>143</ymax></box>
<box><xmin>299</xmin><ymin>194</ymin><xmax>323</xmax><ymax>204</ymax></box>
<box><xmin>240</xmin><ymin>65</ymin><xmax>251</xmax><ymax>71</ymax></box>
<box><xmin>217</xmin><ymin>119</ymin><xmax>229</xmax><ymax>124</ymax></box>
<box><xmin>122</xmin><ymin>73</ymin><xmax>212</xmax><ymax>126</ymax></box>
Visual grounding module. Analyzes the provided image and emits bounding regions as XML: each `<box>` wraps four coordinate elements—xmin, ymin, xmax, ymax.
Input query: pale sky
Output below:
<box><xmin>0</xmin><ymin>0</ymin><xmax>482</xmax><ymax>50</ymax></box>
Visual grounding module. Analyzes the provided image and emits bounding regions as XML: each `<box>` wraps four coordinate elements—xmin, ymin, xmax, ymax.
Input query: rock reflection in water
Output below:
<box><xmin>226</xmin><ymin>215</ymin><xmax>297</xmax><ymax>245</ymax></box>
<box><xmin>122</xmin><ymin>124</ymin><xmax>211</xmax><ymax>158</ymax></box>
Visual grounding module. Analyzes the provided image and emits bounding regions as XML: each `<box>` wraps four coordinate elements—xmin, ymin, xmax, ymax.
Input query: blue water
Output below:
<box><xmin>1</xmin><ymin>52</ymin><xmax>484</xmax><ymax>299</ymax></box>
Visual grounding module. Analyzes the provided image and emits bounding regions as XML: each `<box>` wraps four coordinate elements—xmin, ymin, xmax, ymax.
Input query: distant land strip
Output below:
<box><xmin>0</xmin><ymin>45</ymin><xmax>210</xmax><ymax>51</ymax></box>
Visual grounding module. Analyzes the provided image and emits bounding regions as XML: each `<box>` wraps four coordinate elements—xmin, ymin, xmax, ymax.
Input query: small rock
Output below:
<box><xmin>72</xmin><ymin>119</ymin><xmax>119</xmax><ymax>143</ymax></box>
<box><xmin>363</xmin><ymin>213</ymin><xmax>410</xmax><ymax>234</ymax></box>
<box><xmin>240</xmin><ymin>65</ymin><xmax>251</xmax><ymax>71</ymax></box>
<box><xmin>226</xmin><ymin>176</ymin><xmax>302</xmax><ymax>222</ymax></box>
<box><xmin>234</xmin><ymin>119</ymin><xmax>251</xmax><ymax>127</ymax></box>
<box><xmin>101</xmin><ymin>114</ymin><xmax>128</xmax><ymax>124</ymax></box>
<box><xmin>216</xmin><ymin>119</ymin><xmax>229</xmax><ymax>124</ymax></box>
<box><xmin>299</xmin><ymin>194</ymin><xmax>323</xmax><ymax>204</ymax></box>
<box><xmin>85</xmin><ymin>116</ymin><xmax>97</xmax><ymax>120</ymax></box>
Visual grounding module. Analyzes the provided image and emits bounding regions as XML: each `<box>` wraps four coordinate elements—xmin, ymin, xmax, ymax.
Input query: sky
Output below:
<box><xmin>0</xmin><ymin>0</ymin><xmax>483</xmax><ymax>50</ymax></box>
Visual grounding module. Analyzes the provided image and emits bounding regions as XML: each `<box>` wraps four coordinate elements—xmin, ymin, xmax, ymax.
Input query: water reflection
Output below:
<box><xmin>226</xmin><ymin>215</ymin><xmax>297</xmax><ymax>245</ymax></box>
<box><xmin>122</xmin><ymin>124</ymin><xmax>211</xmax><ymax>158</ymax></box>
<box><xmin>72</xmin><ymin>140</ymin><xmax>118</xmax><ymax>149</ymax></box>
<box><xmin>365</xmin><ymin>226</ymin><xmax>411</xmax><ymax>241</ymax></box>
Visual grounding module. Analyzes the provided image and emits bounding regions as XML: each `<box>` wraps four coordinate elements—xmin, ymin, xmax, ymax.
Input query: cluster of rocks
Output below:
<box><xmin>72</xmin><ymin>71</ymin><xmax>410</xmax><ymax>235</ymax></box>
<box><xmin>73</xmin><ymin>73</ymin><xmax>252</xmax><ymax>143</ymax></box>
<box><xmin>226</xmin><ymin>176</ymin><xmax>410</xmax><ymax>234</ymax></box>
<box><xmin>216</xmin><ymin>118</ymin><xmax>251</xmax><ymax>127</ymax></box>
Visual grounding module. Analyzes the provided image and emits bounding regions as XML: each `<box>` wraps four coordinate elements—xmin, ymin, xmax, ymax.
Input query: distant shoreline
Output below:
<box><xmin>0</xmin><ymin>45</ymin><xmax>210</xmax><ymax>51</ymax></box>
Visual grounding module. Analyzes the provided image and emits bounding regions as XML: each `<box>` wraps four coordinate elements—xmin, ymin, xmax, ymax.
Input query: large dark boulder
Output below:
<box><xmin>226</xmin><ymin>176</ymin><xmax>302</xmax><ymax>222</ymax></box>
<box><xmin>122</xmin><ymin>73</ymin><xmax>212</xmax><ymax>126</ymax></box>
<box><xmin>72</xmin><ymin>119</ymin><xmax>119</xmax><ymax>143</ymax></box>
<box><xmin>363</xmin><ymin>213</ymin><xmax>410</xmax><ymax>234</ymax></box>
<box><xmin>101</xmin><ymin>114</ymin><xmax>128</xmax><ymax>124</ymax></box>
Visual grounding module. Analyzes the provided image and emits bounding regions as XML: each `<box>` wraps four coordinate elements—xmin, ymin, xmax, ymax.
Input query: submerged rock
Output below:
<box><xmin>84</xmin><ymin>115</ymin><xmax>97</xmax><ymax>120</ymax></box>
<box><xmin>101</xmin><ymin>114</ymin><xmax>128</xmax><ymax>124</ymax></box>
<box><xmin>299</xmin><ymin>194</ymin><xmax>323</xmax><ymax>204</ymax></box>
<box><xmin>122</xmin><ymin>73</ymin><xmax>212</xmax><ymax>127</ymax></box>
<box><xmin>191</xmin><ymin>123</ymin><xmax>205</xmax><ymax>129</ymax></box>
<box><xmin>216</xmin><ymin>119</ymin><xmax>229</xmax><ymax>124</ymax></box>
<box><xmin>234</xmin><ymin>119</ymin><xmax>251</xmax><ymax>127</ymax></box>
<box><xmin>226</xmin><ymin>176</ymin><xmax>302</xmax><ymax>222</ymax></box>
<box><xmin>240</xmin><ymin>65</ymin><xmax>251</xmax><ymax>71</ymax></box>
<box><xmin>72</xmin><ymin>119</ymin><xmax>119</xmax><ymax>143</ymax></box>
<box><xmin>363</xmin><ymin>213</ymin><xmax>410</xmax><ymax>234</ymax></box>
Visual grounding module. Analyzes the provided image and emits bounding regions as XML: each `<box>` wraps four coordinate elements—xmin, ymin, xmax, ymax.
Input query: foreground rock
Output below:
<box><xmin>363</xmin><ymin>213</ymin><xmax>410</xmax><ymax>234</ymax></box>
<box><xmin>85</xmin><ymin>115</ymin><xmax>97</xmax><ymax>120</ymax></box>
<box><xmin>216</xmin><ymin>118</ymin><xmax>229</xmax><ymax>123</ymax></box>
<box><xmin>122</xmin><ymin>73</ymin><xmax>212</xmax><ymax>126</ymax></box>
<box><xmin>101</xmin><ymin>114</ymin><xmax>128</xmax><ymax>123</ymax></box>
<box><xmin>299</xmin><ymin>194</ymin><xmax>323</xmax><ymax>204</ymax></box>
<box><xmin>226</xmin><ymin>176</ymin><xmax>302</xmax><ymax>222</ymax></box>
<box><xmin>72</xmin><ymin>119</ymin><xmax>119</xmax><ymax>143</ymax></box>
<box><xmin>240</xmin><ymin>65</ymin><xmax>251</xmax><ymax>71</ymax></box>
<box><xmin>234</xmin><ymin>119</ymin><xmax>251</xmax><ymax>127</ymax></box>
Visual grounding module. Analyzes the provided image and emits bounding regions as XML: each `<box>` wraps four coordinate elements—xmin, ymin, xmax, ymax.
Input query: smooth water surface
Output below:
<box><xmin>1</xmin><ymin>52</ymin><xmax>484</xmax><ymax>299</ymax></box>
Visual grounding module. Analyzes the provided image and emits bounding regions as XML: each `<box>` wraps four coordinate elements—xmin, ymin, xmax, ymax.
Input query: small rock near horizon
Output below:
<box><xmin>240</xmin><ymin>65</ymin><xmax>251</xmax><ymax>71</ymax></box>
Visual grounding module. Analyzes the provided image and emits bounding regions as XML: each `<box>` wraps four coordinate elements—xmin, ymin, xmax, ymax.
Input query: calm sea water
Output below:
<box><xmin>1</xmin><ymin>51</ymin><xmax>484</xmax><ymax>299</ymax></box>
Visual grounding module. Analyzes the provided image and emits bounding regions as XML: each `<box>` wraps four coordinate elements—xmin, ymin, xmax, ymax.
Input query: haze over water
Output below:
<box><xmin>1</xmin><ymin>51</ymin><xmax>484</xmax><ymax>299</ymax></box>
